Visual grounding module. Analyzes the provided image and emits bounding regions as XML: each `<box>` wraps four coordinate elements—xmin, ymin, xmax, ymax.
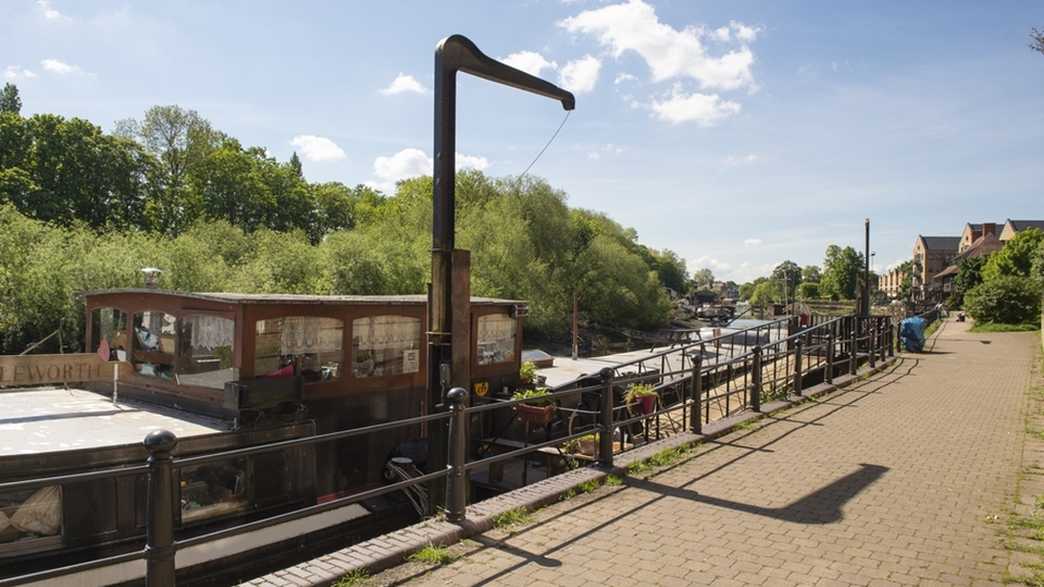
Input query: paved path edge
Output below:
<box><xmin>241</xmin><ymin>356</ymin><xmax>900</xmax><ymax>587</ymax></box>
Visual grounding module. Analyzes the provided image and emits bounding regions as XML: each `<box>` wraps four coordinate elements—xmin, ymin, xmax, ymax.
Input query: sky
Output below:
<box><xmin>3</xmin><ymin>0</ymin><xmax>1043</xmax><ymax>283</ymax></box>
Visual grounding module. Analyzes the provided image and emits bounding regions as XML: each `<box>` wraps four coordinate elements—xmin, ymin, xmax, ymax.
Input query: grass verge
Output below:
<box><xmin>491</xmin><ymin>507</ymin><xmax>531</xmax><ymax>529</ymax></box>
<box><xmin>971</xmin><ymin>322</ymin><xmax>1040</xmax><ymax>333</ymax></box>
<box><xmin>408</xmin><ymin>543</ymin><xmax>457</xmax><ymax>566</ymax></box>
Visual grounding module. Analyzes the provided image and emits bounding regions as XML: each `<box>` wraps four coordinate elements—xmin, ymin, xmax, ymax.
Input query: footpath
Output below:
<box><xmin>367</xmin><ymin>319</ymin><xmax>1038</xmax><ymax>586</ymax></box>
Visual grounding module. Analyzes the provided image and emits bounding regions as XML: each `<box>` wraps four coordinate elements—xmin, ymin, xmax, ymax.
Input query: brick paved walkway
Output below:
<box><xmin>372</xmin><ymin>319</ymin><xmax>1038</xmax><ymax>586</ymax></box>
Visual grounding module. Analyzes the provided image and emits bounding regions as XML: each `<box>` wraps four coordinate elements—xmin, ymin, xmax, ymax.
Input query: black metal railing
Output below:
<box><xmin>0</xmin><ymin>313</ymin><xmax>895</xmax><ymax>587</ymax></box>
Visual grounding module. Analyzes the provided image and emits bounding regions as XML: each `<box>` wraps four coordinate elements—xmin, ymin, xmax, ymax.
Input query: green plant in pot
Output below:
<box><xmin>625</xmin><ymin>383</ymin><xmax>658</xmax><ymax>416</ymax></box>
<box><xmin>512</xmin><ymin>387</ymin><xmax>556</xmax><ymax>425</ymax></box>
<box><xmin>564</xmin><ymin>433</ymin><xmax>599</xmax><ymax>457</ymax></box>
<box><xmin>519</xmin><ymin>361</ymin><xmax>537</xmax><ymax>388</ymax></box>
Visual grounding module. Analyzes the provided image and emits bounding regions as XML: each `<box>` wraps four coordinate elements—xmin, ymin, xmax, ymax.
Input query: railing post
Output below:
<box><xmin>868</xmin><ymin>320</ymin><xmax>876</xmax><ymax>369</ymax></box>
<box><xmin>145</xmin><ymin>430</ymin><xmax>178</xmax><ymax>587</ymax></box>
<box><xmin>598</xmin><ymin>368</ymin><xmax>614</xmax><ymax>468</ymax></box>
<box><xmin>691</xmin><ymin>357</ymin><xmax>703</xmax><ymax>435</ymax></box>
<box><xmin>826</xmin><ymin>328</ymin><xmax>835</xmax><ymax>384</ymax></box>
<box><xmin>849</xmin><ymin>322</ymin><xmax>858</xmax><ymax>376</ymax></box>
<box><xmin>879</xmin><ymin>319</ymin><xmax>888</xmax><ymax>362</ymax></box>
<box><xmin>890</xmin><ymin>319</ymin><xmax>897</xmax><ymax>357</ymax></box>
<box><xmin>445</xmin><ymin>387</ymin><xmax>468</xmax><ymax>523</ymax></box>
<box><xmin>792</xmin><ymin>337</ymin><xmax>803</xmax><ymax>396</ymax></box>
<box><xmin>751</xmin><ymin>346</ymin><xmax>762</xmax><ymax>412</ymax></box>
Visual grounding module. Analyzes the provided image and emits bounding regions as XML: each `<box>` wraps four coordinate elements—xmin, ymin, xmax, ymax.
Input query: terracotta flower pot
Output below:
<box><xmin>516</xmin><ymin>402</ymin><xmax>556</xmax><ymax>425</ymax></box>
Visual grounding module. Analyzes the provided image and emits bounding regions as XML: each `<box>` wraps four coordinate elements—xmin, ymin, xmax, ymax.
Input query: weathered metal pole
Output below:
<box><xmin>792</xmin><ymin>337</ymin><xmax>803</xmax><ymax>396</ymax></box>
<box><xmin>598</xmin><ymin>368</ymin><xmax>614</xmax><ymax>467</ymax></box>
<box><xmin>445</xmin><ymin>387</ymin><xmax>468</xmax><ymax>523</ymax></box>
<box><xmin>864</xmin><ymin>217</ymin><xmax>871</xmax><ymax>318</ymax></box>
<box><xmin>145</xmin><ymin>430</ymin><xmax>177</xmax><ymax>587</ymax></box>
<box><xmin>428</xmin><ymin>35</ymin><xmax>575</xmax><ymax>506</ymax></box>
<box><xmin>691</xmin><ymin>357</ymin><xmax>703</xmax><ymax>434</ymax></box>
<box><xmin>751</xmin><ymin>346</ymin><xmax>762</xmax><ymax>412</ymax></box>
<box><xmin>826</xmin><ymin>327</ymin><xmax>835</xmax><ymax>384</ymax></box>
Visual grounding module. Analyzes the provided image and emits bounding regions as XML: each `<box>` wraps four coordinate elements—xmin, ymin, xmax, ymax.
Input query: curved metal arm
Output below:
<box><xmin>436</xmin><ymin>34</ymin><xmax>575</xmax><ymax>110</ymax></box>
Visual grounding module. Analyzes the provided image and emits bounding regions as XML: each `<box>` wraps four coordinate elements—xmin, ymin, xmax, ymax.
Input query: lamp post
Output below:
<box><xmin>428</xmin><ymin>34</ymin><xmax>575</xmax><ymax>509</ymax></box>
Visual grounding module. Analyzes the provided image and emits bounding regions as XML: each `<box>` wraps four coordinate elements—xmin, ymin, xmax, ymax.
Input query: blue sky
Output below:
<box><xmin>3</xmin><ymin>0</ymin><xmax>1043</xmax><ymax>282</ymax></box>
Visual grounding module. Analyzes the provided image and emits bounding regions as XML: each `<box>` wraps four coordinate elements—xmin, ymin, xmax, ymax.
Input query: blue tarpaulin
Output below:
<box><xmin>899</xmin><ymin>316</ymin><xmax>927</xmax><ymax>352</ymax></box>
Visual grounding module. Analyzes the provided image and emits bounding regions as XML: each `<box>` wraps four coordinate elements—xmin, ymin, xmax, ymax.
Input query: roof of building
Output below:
<box><xmin>933</xmin><ymin>265</ymin><xmax>959</xmax><ymax>280</ymax></box>
<box><xmin>83</xmin><ymin>289</ymin><xmax>524</xmax><ymax>306</ymax></box>
<box><xmin>918</xmin><ymin>235</ymin><xmax>961</xmax><ymax>251</ymax></box>
<box><xmin>965</xmin><ymin>222</ymin><xmax>1003</xmax><ymax>232</ymax></box>
<box><xmin>1006</xmin><ymin>219</ymin><xmax>1044</xmax><ymax>232</ymax></box>
<box><xmin>959</xmin><ymin>233</ymin><xmax>1004</xmax><ymax>259</ymax></box>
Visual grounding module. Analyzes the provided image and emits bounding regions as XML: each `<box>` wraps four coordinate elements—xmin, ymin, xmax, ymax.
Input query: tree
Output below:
<box><xmin>820</xmin><ymin>244</ymin><xmax>863</xmax><ymax>300</ymax></box>
<box><xmin>772</xmin><ymin>260</ymin><xmax>802</xmax><ymax>297</ymax></box>
<box><xmin>0</xmin><ymin>83</ymin><xmax>21</xmax><ymax>115</ymax></box>
<box><xmin>797</xmin><ymin>282</ymin><xmax>820</xmax><ymax>300</ymax></box>
<box><xmin>801</xmin><ymin>265</ymin><xmax>821</xmax><ymax>284</ymax></box>
<box><xmin>982</xmin><ymin>228</ymin><xmax>1044</xmax><ymax>282</ymax></box>
<box><xmin>951</xmin><ymin>255</ymin><xmax>988</xmax><ymax>307</ymax></box>
<box><xmin>289</xmin><ymin>151</ymin><xmax>303</xmax><ymax>177</ymax></box>
<box><xmin>964</xmin><ymin>276</ymin><xmax>1041</xmax><ymax>325</ymax></box>
<box><xmin>1032</xmin><ymin>27</ymin><xmax>1044</xmax><ymax>55</ymax></box>
<box><xmin>691</xmin><ymin>268</ymin><xmax>714</xmax><ymax>290</ymax></box>
<box><xmin>750</xmin><ymin>280</ymin><xmax>782</xmax><ymax>307</ymax></box>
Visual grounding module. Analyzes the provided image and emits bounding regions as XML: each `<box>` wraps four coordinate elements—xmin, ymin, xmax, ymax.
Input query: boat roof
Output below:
<box><xmin>83</xmin><ymin>289</ymin><xmax>525</xmax><ymax>306</ymax></box>
<box><xmin>0</xmin><ymin>387</ymin><xmax>228</xmax><ymax>457</ymax></box>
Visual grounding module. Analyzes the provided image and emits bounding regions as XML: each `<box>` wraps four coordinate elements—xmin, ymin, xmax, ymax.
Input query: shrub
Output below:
<box><xmin>963</xmin><ymin>276</ymin><xmax>1041</xmax><ymax>325</ymax></box>
<box><xmin>519</xmin><ymin>361</ymin><xmax>537</xmax><ymax>386</ymax></box>
<box><xmin>511</xmin><ymin>387</ymin><xmax>552</xmax><ymax>406</ymax></box>
<box><xmin>623</xmin><ymin>382</ymin><xmax>657</xmax><ymax>405</ymax></box>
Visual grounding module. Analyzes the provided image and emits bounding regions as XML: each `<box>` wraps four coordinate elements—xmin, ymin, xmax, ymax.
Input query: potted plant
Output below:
<box><xmin>625</xmin><ymin>383</ymin><xmax>658</xmax><ymax>416</ymax></box>
<box><xmin>512</xmin><ymin>387</ymin><xmax>556</xmax><ymax>425</ymax></box>
<box><xmin>519</xmin><ymin>361</ymin><xmax>537</xmax><ymax>387</ymax></box>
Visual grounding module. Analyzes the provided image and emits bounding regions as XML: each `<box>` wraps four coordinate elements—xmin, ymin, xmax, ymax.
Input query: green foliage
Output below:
<box><xmin>624</xmin><ymin>382</ymin><xmax>657</xmax><ymax>405</ymax></box>
<box><xmin>772</xmin><ymin>260</ymin><xmax>802</xmax><ymax>297</ymax></box>
<box><xmin>750</xmin><ymin>279</ymin><xmax>782</xmax><ymax>306</ymax></box>
<box><xmin>334</xmin><ymin>570</ymin><xmax>368</xmax><ymax>586</ymax></box>
<box><xmin>964</xmin><ymin>275</ymin><xmax>1041</xmax><ymax>325</ymax></box>
<box><xmin>797</xmin><ymin>281</ymin><xmax>820</xmax><ymax>300</ymax></box>
<box><xmin>820</xmin><ymin>245</ymin><xmax>863</xmax><ymax>300</ymax></box>
<box><xmin>605</xmin><ymin>474</ymin><xmax>623</xmax><ymax>486</ymax></box>
<box><xmin>511</xmin><ymin>387</ymin><xmax>552</xmax><ymax>406</ymax></box>
<box><xmin>801</xmin><ymin>264</ymin><xmax>821</xmax><ymax>284</ymax></box>
<box><xmin>0</xmin><ymin>83</ymin><xmax>20</xmax><ymax>114</ymax></box>
<box><xmin>491</xmin><ymin>507</ymin><xmax>531</xmax><ymax>529</ymax></box>
<box><xmin>519</xmin><ymin>361</ymin><xmax>537</xmax><ymax>385</ymax></box>
<box><xmin>952</xmin><ymin>255</ymin><xmax>988</xmax><ymax>307</ymax></box>
<box><xmin>984</xmin><ymin>228</ymin><xmax>1044</xmax><ymax>282</ymax></box>
<box><xmin>575</xmin><ymin>480</ymin><xmax>600</xmax><ymax>494</ymax></box>
<box><xmin>408</xmin><ymin>543</ymin><xmax>456</xmax><ymax>565</ymax></box>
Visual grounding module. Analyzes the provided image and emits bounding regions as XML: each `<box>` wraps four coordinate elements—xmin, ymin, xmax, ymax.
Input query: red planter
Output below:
<box><xmin>636</xmin><ymin>395</ymin><xmax>656</xmax><ymax>415</ymax></box>
<box><xmin>516</xmin><ymin>403</ymin><xmax>556</xmax><ymax>425</ymax></box>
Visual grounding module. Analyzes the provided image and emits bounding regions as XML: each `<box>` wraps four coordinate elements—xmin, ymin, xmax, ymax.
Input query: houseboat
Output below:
<box><xmin>0</xmin><ymin>289</ymin><xmax>526</xmax><ymax>584</ymax></box>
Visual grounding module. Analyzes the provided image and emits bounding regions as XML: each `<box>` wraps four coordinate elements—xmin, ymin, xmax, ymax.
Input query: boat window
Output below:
<box><xmin>476</xmin><ymin>314</ymin><xmax>516</xmax><ymax>366</ymax></box>
<box><xmin>179</xmin><ymin>459</ymin><xmax>248</xmax><ymax>524</ymax></box>
<box><xmin>177</xmin><ymin>315</ymin><xmax>237</xmax><ymax>389</ymax></box>
<box><xmin>0</xmin><ymin>486</ymin><xmax>62</xmax><ymax>552</ymax></box>
<box><xmin>254</xmin><ymin>317</ymin><xmax>343</xmax><ymax>383</ymax></box>
<box><xmin>352</xmin><ymin>315</ymin><xmax>421</xmax><ymax>378</ymax></box>
<box><xmin>91</xmin><ymin>308</ymin><xmax>129</xmax><ymax>361</ymax></box>
<box><xmin>132</xmin><ymin>311</ymin><xmax>177</xmax><ymax>380</ymax></box>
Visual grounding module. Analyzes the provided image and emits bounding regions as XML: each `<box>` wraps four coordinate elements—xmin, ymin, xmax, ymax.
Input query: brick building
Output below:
<box><xmin>912</xmin><ymin>235</ymin><xmax>960</xmax><ymax>302</ymax></box>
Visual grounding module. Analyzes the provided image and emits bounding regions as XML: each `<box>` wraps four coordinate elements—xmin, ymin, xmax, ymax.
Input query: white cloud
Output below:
<box><xmin>692</xmin><ymin>255</ymin><xmax>732</xmax><ymax>272</ymax></box>
<box><xmin>289</xmin><ymin>135</ymin><xmax>347</xmax><ymax>162</ymax></box>
<box><xmin>368</xmin><ymin>148</ymin><xmax>489</xmax><ymax>192</ymax></box>
<box><xmin>725</xmin><ymin>153</ymin><xmax>759</xmax><ymax>165</ymax></box>
<box><xmin>559</xmin><ymin>55</ymin><xmax>601</xmax><ymax>94</ymax></box>
<box><xmin>614</xmin><ymin>73</ymin><xmax>637</xmax><ymax>84</ymax></box>
<box><xmin>586</xmin><ymin>143</ymin><xmax>625</xmax><ymax>161</ymax></box>
<box><xmin>4</xmin><ymin>66</ymin><xmax>38</xmax><ymax>81</ymax></box>
<box><xmin>587</xmin><ymin>152</ymin><xmax>601</xmax><ymax>160</ymax></box>
<box><xmin>36</xmin><ymin>0</ymin><xmax>66</xmax><ymax>21</ymax></box>
<box><xmin>730</xmin><ymin>20</ymin><xmax>761</xmax><ymax>43</ymax></box>
<box><xmin>650</xmin><ymin>87</ymin><xmax>741</xmax><ymax>125</ymax></box>
<box><xmin>743</xmin><ymin>238</ymin><xmax>763</xmax><ymax>246</ymax></box>
<box><xmin>559</xmin><ymin>0</ymin><xmax>757</xmax><ymax>91</ymax></box>
<box><xmin>40</xmin><ymin>58</ymin><xmax>82</xmax><ymax>75</ymax></box>
<box><xmin>711</xmin><ymin>26</ymin><xmax>730</xmax><ymax>42</ymax></box>
<box><xmin>379</xmin><ymin>73</ymin><xmax>427</xmax><ymax>96</ymax></box>
<box><xmin>501</xmin><ymin>51</ymin><xmax>558</xmax><ymax>77</ymax></box>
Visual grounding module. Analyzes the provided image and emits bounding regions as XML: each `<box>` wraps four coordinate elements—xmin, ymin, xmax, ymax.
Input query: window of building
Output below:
<box><xmin>132</xmin><ymin>311</ymin><xmax>177</xmax><ymax>380</ymax></box>
<box><xmin>90</xmin><ymin>308</ymin><xmax>129</xmax><ymax>361</ymax></box>
<box><xmin>177</xmin><ymin>315</ymin><xmax>237</xmax><ymax>389</ymax></box>
<box><xmin>0</xmin><ymin>486</ymin><xmax>62</xmax><ymax>552</ymax></box>
<box><xmin>254</xmin><ymin>317</ymin><xmax>343</xmax><ymax>383</ymax></box>
<box><xmin>352</xmin><ymin>315</ymin><xmax>421</xmax><ymax>378</ymax></box>
<box><xmin>476</xmin><ymin>314</ymin><xmax>516</xmax><ymax>366</ymax></box>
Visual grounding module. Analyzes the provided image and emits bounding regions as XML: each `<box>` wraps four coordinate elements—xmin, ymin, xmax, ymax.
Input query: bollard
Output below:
<box><xmin>598</xmin><ymin>368</ymin><xmax>614</xmax><ymax>468</ymax></box>
<box><xmin>445</xmin><ymin>387</ymin><xmax>468</xmax><ymax>523</ymax></box>
<box><xmin>751</xmin><ymin>346</ymin><xmax>762</xmax><ymax>412</ymax></box>
<box><xmin>145</xmin><ymin>430</ymin><xmax>178</xmax><ymax>587</ymax></box>
<box><xmin>826</xmin><ymin>329</ymin><xmax>835</xmax><ymax>384</ymax></box>
<box><xmin>691</xmin><ymin>357</ymin><xmax>703</xmax><ymax>434</ymax></box>
<box><xmin>792</xmin><ymin>337</ymin><xmax>803</xmax><ymax>396</ymax></box>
